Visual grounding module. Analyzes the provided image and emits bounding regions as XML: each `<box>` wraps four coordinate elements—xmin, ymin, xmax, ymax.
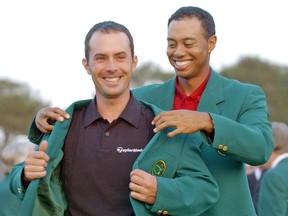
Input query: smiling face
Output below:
<box><xmin>83</xmin><ymin>31</ymin><xmax>138</xmax><ymax>101</ymax></box>
<box><xmin>167</xmin><ymin>17</ymin><xmax>216</xmax><ymax>81</ymax></box>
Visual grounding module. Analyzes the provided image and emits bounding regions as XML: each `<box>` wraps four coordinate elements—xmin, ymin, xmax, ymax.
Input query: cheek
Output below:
<box><xmin>166</xmin><ymin>48</ymin><xmax>173</xmax><ymax>57</ymax></box>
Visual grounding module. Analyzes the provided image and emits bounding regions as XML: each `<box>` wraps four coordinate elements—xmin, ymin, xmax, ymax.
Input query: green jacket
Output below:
<box><xmin>132</xmin><ymin>70</ymin><xmax>274</xmax><ymax>216</ymax></box>
<box><xmin>10</xmin><ymin>100</ymin><xmax>219</xmax><ymax>216</ymax></box>
<box><xmin>257</xmin><ymin>157</ymin><xmax>288</xmax><ymax>216</ymax></box>
<box><xmin>0</xmin><ymin>174</ymin><xmax>22</xmax><ymax>216</ymax></box>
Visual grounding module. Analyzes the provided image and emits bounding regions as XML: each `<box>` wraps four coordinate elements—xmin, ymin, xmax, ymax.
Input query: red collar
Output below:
<box><xmin>173</xmin><ymin>71</ymin><xmax>211</xmax><ymax>110</ymax></box>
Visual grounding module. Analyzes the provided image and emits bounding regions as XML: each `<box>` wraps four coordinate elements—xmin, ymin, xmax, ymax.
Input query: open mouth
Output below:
<box><xmin>175</xmin><ymin>60</ymin><xmax>191</xmax><ymax>67</ymax></box>
<box><xmin>104</xmin><ymin>77</ymin><xmax>121</xmax><ymax>82</ymax></box>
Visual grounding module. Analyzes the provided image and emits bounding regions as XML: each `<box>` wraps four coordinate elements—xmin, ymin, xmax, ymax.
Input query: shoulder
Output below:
<box><xmin>65</xmin><ymin>99</ymin><xmax>93</xmax><ymax>113</ymax></box>
<box><xmin>262</xmin><ymin>165</ymin><xmax>288</xmax><ymax>185</ymax></box>
<box><xmin>213</xmin><ymin>71</ymin><xmax>263</xmax><ymax>93</ymax></box>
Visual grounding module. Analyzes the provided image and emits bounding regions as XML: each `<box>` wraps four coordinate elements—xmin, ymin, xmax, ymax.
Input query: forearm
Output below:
<box><xmin>208</xmin><ymin>113</ymin><xmax>273</xmax><ymax>165</ymax></box>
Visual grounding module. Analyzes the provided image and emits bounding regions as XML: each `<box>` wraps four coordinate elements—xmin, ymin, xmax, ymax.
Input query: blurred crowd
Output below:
<box><xmin>0</xmin><ymin>138</ymin><xmax>35</xmax><ymax>216</ymax></box>
<box><xmin>246</xmin><ymin>121</ymin><xmax>288</xmax><ymax>215</ymax></box>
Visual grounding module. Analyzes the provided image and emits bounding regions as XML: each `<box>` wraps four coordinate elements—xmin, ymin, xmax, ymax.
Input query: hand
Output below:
<box><xmin>36</xmin><ymin>107</ymin><xmax>70</xmax><ymax>133</ymax></box>
<box><xmin>152</xmin><ymin>110</ymin><xmax>214</xmax><ymax>137</ymax></box>
<box><xmin>129</xmin><ymin>169</ymin><xmax>157</xmax><ymax>204</ymax></box>
<box><xmin>23</xmin><ymin>140</ymin><xmax>50</xmax><ymax>181</ymax></box>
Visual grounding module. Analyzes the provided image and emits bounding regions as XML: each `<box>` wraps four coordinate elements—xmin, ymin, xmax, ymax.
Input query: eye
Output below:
<box><xmin>168</xmin><ymin>42</ymin><xmax>176</xmax><ymax>49</ymax></box>
<box><xmin>117</xmin><ymin>54</ymin><xmax>127</xmax><ymax>61</ymax></box>
<box><xmin>184</xmin><ymin>39</ymin><xmax>197</xmax><ymax>48</ymax></box>
<box><xmin>184</xmin><ymin>43</ymin><xmax>194</xmax><ymax>48</ymax></box>
<box><xmin>95</xmin><ymin>56</ymin><xmax>105</xmax><ymax>62</ymax></box>
<box><xmin>167</xmin><ymin>38</ymin><xmax>177</xmax><ymax>48</ymax></box>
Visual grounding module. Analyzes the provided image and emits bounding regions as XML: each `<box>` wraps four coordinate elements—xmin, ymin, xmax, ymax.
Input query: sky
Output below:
<box><xmin>0</xmin><ymin>0</ymin><xmax>287</xmax><ymax>108</ymax></box>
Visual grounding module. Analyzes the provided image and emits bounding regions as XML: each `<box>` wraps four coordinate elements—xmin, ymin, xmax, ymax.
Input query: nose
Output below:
<box><xmin>173</xmin><ymin>44</ymin><xmax>185</xmax><ymax>57</ymax></box>
<box><xmin>106</xmin><ymin>59</ymin><xmax>117</xmax><ymax>72</ymax></box>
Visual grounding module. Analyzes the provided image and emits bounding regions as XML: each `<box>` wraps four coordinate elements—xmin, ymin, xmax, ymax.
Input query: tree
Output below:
<box><xmin>0</xmin><ymin>79</ymin><xmax>50</xmax><ymax>147</ymax></box>
<box><xmin>220</xmin><ymin>57</ymin><xmax>288</xmax><ymax>124</ymax></box>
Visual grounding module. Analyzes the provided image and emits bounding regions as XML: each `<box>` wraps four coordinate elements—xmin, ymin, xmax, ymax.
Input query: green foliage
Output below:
<box><xmin>220</xmin><ymin>57</ymin><xmax>288</xmax><ymax>124</ymax></box>
<box><xmin>0</xmin><ymin>79</ymin><xmax>50</xmax><ymax>146</ymax></box>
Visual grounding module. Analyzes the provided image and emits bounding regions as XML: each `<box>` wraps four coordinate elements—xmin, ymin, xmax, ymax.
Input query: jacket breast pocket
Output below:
<box><xmin>137</xmin><ymin>152</ymin><xmax>178</xmax><ymax>178</ymax></box>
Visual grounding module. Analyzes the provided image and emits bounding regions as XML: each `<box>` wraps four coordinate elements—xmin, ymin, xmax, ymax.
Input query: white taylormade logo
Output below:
<box><xmin>117</xmin><ymin>147</ymin><xmax>143</xmax><ymax>153</ymax></box>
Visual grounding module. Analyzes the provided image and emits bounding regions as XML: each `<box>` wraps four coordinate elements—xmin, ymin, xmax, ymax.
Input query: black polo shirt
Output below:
<box><xmin>62</xmin><ymin>94</ymin><xmax>155</xmax><ymax>216</ymax></box>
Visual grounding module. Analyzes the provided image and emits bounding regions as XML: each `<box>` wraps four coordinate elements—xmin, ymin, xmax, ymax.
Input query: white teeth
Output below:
<box><xmin>175</xmin><ymin>61</ymin><xmax>190</xmax><ymax>66</ymax></box>
<box><xmin>105</xmin><ymin>77</ymin><xmax>120</xmax><ymax>82</ymax></box>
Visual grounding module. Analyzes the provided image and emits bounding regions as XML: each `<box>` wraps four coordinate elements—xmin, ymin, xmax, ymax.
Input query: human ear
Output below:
<box><xmin>82</xmin><ymin>58</ymin><xmax>91</xmax><ymax>75</ymax></box>
<box><xmin>208</xmin><ymin>35</ymin><xmax>217</xmax><ymax>52</ymax></box>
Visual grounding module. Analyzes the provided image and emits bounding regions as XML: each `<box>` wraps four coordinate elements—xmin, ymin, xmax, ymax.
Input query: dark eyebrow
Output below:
<box><xmin>115</xmin><ymin>51</ymin><xmax>127</xmax><ymax>55</ymax></box>
<box><xmin>167</xmin><ymin>37</ymin><xmax>197</xmax><ymax>41</ymax></box>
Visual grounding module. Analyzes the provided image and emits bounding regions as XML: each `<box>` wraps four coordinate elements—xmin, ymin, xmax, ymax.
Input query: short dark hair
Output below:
<box><xmin>84</xmin><ymin>21</ymin><xmax>135</xmax><ymax>61</ymax></box>
<box><xmin>168</xmin><ymin>6</ymin><xmax>215</xmax><ymax>40</ymax></box>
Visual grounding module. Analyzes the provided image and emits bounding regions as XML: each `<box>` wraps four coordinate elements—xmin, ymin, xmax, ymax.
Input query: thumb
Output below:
<box><xmin>39</xmin><ymin>140</ymin><xmax>48</xmax><ymax>152</ymax></box>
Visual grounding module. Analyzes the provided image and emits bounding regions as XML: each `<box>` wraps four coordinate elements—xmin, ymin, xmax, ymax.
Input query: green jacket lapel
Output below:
<box><xmin>198</xmin><ymin>70</ymin><xmax>224</xmax><ymax>115</ymax></box>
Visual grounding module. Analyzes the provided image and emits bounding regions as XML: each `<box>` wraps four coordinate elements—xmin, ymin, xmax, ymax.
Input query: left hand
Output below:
<box><xmin>129</xmin><ymin>169</ymin><xmax>157</xmax><ymax>204</ymax></box>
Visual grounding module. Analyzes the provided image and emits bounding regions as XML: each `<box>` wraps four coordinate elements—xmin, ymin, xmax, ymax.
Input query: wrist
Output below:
<box><xmin>204</xmin><ymin>112</ymin><xmax>214</xmax><ymax>133</ymax></box>
<box><xmin>21</xmin><ymin>170</ymin><xmax>31</xmax><ymax>189</ymax></box>
<box><xmin>203</xmin><ymin>112</ymin><xmax>214</xmax><ymax>143</ymax></box>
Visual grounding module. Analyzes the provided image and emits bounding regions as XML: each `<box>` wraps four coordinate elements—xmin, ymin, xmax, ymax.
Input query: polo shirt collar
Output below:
<box><xmin>84</xmin><ymin>92</ymin><xmax>141</xmax><ymax>129</ymax></box>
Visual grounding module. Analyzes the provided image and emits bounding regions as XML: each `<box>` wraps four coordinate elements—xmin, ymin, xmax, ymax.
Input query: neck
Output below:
<box><xmin>96</xmin><ymin>91</ymin><xmax>130</xmax><ymax>123</ymax></box>
<box><xmin>178</xmin><ymin>69</ymin><xmax>209</xmax><ymax>95</ymax></box>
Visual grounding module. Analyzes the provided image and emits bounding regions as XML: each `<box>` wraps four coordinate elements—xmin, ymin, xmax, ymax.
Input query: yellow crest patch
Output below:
<box><xmin>152</xmin><ymin>160</ymin><xmax>166</xmax><ymax>176</ymax></box>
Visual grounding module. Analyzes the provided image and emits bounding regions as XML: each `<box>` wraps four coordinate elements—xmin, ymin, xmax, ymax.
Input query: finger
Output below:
<box><xmin>129</xmin><ymin>181</ymin><xmax>142</xmax><ymax>192</ymax></box>
<box><xmin>28</xmin><ymin>141</ymin><xmax>49</xmax><ymax>162</ymax></box>
<box><xmin>48</xmin><ymin>107</ymin><xmax>70</xmax><ymax>122</ymax></box>
<box><xmin>24</xmin><ymin>167</ymin><xmax>47</xmax><ymax>181</ymax></box>
<box><xmin>130</xmin><ymin>172</ymin><xmax>144</xmax><ymax>185</ymax></box>
<box><xmin>130</xmin><ymin>177</ymin><xmax>157</xmax><ymax>204</ymax></box>
<box><xmin>167</xmin><ymin>128</ymin><xmax>182</xmax><ymax>137</ymax></box>
<box><xmin>52</xmin><ymin>107</ymin><xmax>70</xmax><ymax>119</ymax></box>
<box><xmin>130</xmin><ymin>169</ymin><xmax>146</xmax><ymax>179</ymax></box>
<box><xmin>154</xmin><ymin>119</ymin><xmax>178</xmax><ymax>133</ymax></box>
<box><xmin>24</xmin><ymin>155</ymin><xmax>49</xmax><ymax>180</ymax></box>
<box><xmin>130</xmin><ymin>190</ymin><xmax>145</xmax><ymax>202</ymax></box>
<box><xmin>26</xmin><ymin>149</ymin><xmax>48</xmax><ymax>161</ymax></box>
<box><xmin>36</xmin><ymin>120</ymin><xmax>54</xmax><ymax>133</ymax></box>
<box><xmin>25</xmin><ymin>162</ymin><xmax>47</xmax><ymax>172</ymax></box>
<box><xmin>39</xmin><ymin>140</ymin><xmax>48</xmax><ymax>152</ymax></box>
<box><xmin>152</xmin><ymin>111</ymin><xmax>173</xmax><ymax>125</ymax></box>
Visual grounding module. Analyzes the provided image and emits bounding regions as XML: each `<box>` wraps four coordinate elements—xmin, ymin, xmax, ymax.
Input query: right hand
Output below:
<box><xmin>23</xmin><ymin>140</ymin><xmax>50</xmax><ymax>181</ymax></box>
<box><xmin>36</xmin><ymin>107</ymin><xmax>70</xmax><ymax>133</ymax></box>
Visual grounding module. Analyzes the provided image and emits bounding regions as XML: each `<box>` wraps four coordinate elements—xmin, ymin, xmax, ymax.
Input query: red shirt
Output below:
<box><xmin>173</xmin><ymin>71</ymin><xmax>211</xmax><ymax>111</ymax></box>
